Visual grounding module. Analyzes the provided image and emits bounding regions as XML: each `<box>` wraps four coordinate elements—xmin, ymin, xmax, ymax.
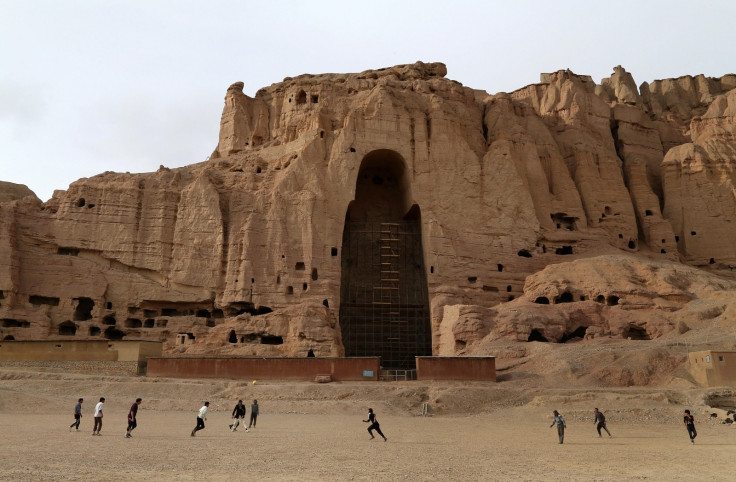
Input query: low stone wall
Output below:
<box><xmin>147</xmin><ymin>357</ymin><xmax>381</xmax><ymax>381</ymax></box>
<box><xmin>0</xmin><ymin>340</ymin><xmax>162</xmax><ymax>362</ymax></box>
<box><xmin>416</xmin><ymin>356</ymin><xmax>495</xmax><ymax>381</ymax></box>
<box><xmin>0</xmin><ymin>360</ymin><xmax>142</xmax><ymax>376</ymax></box>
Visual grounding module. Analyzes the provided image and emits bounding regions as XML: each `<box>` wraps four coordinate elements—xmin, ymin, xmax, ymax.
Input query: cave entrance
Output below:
<box><xmin>339</xmin><ymin>150</ymin><xmax>432</xmax><ymax>370</ymax></box>
<box><xmin>623</xmin><ymin>324</ymin><xmax>650</xmax><ymax>340</ymax></box>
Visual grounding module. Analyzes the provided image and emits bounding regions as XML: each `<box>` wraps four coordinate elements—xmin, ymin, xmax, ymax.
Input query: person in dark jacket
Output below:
<box><xmin>229</xmin><ymin>400</ymin><xmax>248</xmax><ymax>432</ymax></box>
<box><xmin>69</xmin><ymin>398</ymin><xmax>83</xmax><ymax>432</ymax></box>
<box><xmin>363</xmin><ymin>408</ymin><xmax>387</xmax><ymax>441</ymax></box>
<box><xmin>593</xmin><ymin>408</ymin><xmax>612</xmax><ymax>437</ymax></box>
<box><xmin>684</xmin><ymin>409</ymin><xmax>697</xmax><ymax>444</ymax></box>
<box><xmin>126</xmin><ymin>398</ymin><xmax>142</xmax><ymax>438</ymax></box>
<box><xmin>249</xmin><ymin>400</ymin><xmax>259</xmax><ymax>428</ymax></box>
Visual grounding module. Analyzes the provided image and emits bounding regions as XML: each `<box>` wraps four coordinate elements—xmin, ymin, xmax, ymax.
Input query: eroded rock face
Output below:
<box><xmin>1</xmin><ymin>62</ymin><xmax>735</xmax><ymax>360</ymax></box>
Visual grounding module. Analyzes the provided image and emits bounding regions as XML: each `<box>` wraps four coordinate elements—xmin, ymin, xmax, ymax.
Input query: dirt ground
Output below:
<box><xmin>1</xmin><ymin>369</ymin><xmax>736</xmax><ymax>481</ymax></box>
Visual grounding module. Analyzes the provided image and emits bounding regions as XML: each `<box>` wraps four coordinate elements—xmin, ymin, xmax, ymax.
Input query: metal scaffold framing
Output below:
<box><xmin>339</xmin><ymin>221</ymin><xmax>432</xmax><ymax>369</ymax></box>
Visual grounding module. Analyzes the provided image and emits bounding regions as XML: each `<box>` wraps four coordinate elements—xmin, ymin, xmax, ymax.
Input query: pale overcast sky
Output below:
<box><xmin>1</xmin><ymin>0</ymin><xmax>734</xmax><ymax>201</ymax></box>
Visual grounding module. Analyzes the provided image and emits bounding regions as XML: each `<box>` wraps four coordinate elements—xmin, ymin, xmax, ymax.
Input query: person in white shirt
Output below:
<box><xmin>191</xmin><ymin>401</ymin><xmax>209</xmax><ymax>436</ymax></box>
<box><xmin>93</xmin><ymin>397</ymin><xmax>105</xmax><ymax>435</ymax></box>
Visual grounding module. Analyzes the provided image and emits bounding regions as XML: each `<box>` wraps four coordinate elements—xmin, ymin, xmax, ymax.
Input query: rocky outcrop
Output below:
<box><xmin>1</xmin><ymin>62</ymin><xmax>736</xmax><ymax>360</ymax></box>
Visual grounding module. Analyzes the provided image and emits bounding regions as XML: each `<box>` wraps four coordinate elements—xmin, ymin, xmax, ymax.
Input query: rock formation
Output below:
<box><xmin>2</xmin><ymin>62</ymin><xmax>736</xmax><ymax>373</ymax></box>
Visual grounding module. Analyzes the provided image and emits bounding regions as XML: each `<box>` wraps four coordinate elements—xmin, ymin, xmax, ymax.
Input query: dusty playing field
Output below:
<box><xmin>1</xmin><ymin>369</ymin><xmax>735</xmax><ymax>481</ymax></box>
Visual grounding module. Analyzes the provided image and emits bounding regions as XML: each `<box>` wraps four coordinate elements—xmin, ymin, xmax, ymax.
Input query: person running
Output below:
<box><xmin>69</xmin><ymin>398</ymin><xmax>83</xmax><ymax>432</ymax></box>
<box><xmin>593</xmin><ymin>408</ymin><xmax>611</xmax><ymax>437</ymax></box>
<box><xmin>363</xmin><ymin>408</ymin><xmax>387</xmax><ymax>441</ymax></box>
<box><xmin>92</xmin><ymin>397</ymin><xmax>105</xmax><ymax>435</ymax></box>
<box><xmin>126</xmin><ymin>398</ymin><xmax>142</xmax><ymax>438</ymax></box>
<box><xmin>550</xmin><ymin>410</ymin><xmax>566</xmax><ymax>444</ymax></box>
<box><xmin>191</xmin><ymin>402</ymin><xmax>209</xmax><ymax>436</ymax></box>
<box><xmin>249</xmin><ymin>399</ymin><xmax>259</xmax><ymax>428</ymax></box>
<box><xmin>229</xmin><ymin>399</ymin><xmax>247</xmax><ymax>432</ymax></box>
<box><xmin>684</xmin><ymin>409</ymin><xmax>697</xmax><ymax>444</ymax></box>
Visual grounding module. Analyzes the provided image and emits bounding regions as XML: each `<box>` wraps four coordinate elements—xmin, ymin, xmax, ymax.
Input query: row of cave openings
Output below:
<box><xmin>456</xmin><ymin>245</ymin><xmax>576</xmax><ymax>301</ymax></box>
<box><xmin>272</xmin><ymin>259</ymin><xmax>324</xmax><ymax>296</ymax></box>
<box><xmin>527</xmin><ymin>324</ymin><xmax>650</xmax><ymax>343</ymax></box>
<box><xmin>289</xmin><ymin>90</ymin><xmax>319</xmax><ymax>105</ymax></box>
<box><xmin>532</xmin><ymin>291</ymin><xmax>620</xmax><ymax>306</ymax></box>
<box><xmin>6</xmin><ymin>293</ymin><xmax>275</xmax><ymax>340</ymax></box>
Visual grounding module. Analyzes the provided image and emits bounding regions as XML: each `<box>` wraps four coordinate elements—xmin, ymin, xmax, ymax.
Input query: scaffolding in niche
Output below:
<box><xmin>339</xmin><ymin>221</ymin><xmax>431</xmax><ymax>370</ymax></box>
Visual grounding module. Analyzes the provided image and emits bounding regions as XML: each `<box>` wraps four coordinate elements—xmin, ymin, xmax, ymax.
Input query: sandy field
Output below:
<box><xmin>1</xmin><ymin>368</ymin><xmax>736</xmax><ymax>481</ymax></box>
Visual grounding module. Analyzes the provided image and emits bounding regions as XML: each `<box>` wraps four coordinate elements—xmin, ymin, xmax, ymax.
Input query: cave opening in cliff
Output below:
<box><xmin>623</xmin><ymin>324</ymin><xmax>650</xmax><ymax>340</ymax></box>
<box><xmin>58</xmin><ymin>321</ymin><xmax>77</xmax><ymax>336</ymax></box>
<box><xmin>560</xmin><ymin>326</ymin><xmax>587</xmax><ymax>343</ymax></box>
<box><xmin>528</xmin><ymin>329</ymin><xmax>548</xmax><ymax>342</ymax></box>
<box><xmin>339</xmin><ymin>149</ymin><xmax>432</xmax><ymax>370</ymax></box>
<box><xmin>73</xmin><ymin>297</ymin><xmax>94</xmax><ymax>321</ymax></box>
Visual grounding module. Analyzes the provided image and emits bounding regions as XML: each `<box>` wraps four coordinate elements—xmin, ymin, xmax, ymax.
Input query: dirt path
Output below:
<box><xmin>1</xmin><ymin>369</ymin><xmax>736</xmax><ymax>480</ymax></box>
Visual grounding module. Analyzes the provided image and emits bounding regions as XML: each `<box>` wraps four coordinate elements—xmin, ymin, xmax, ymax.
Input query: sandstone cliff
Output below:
<box><xmin>1</xmin><ymin>62</ymin><xmax>735</xmax><ymax>373</ymax></box>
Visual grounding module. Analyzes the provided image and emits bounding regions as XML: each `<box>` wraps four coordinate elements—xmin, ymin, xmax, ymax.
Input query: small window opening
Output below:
<box><xmin>311</xmin><ymin>95</ymin><xmax>319</xmax><ymax>103</ymax></box>
<box><xmin>322</xmin><ymin>299</ymin><xmax>329</xmax><ymax>308</ymax></box>
<box><xmin>508</xmin><ymin>295</ymin><xmax>515</xmax><ymax>301</ymax></box>
<box><xmin>87</xmin><ymin>203</ymin><xmax>95</xmax><ymax>208</ymax></box>
<box><xmin>506</xmin><ymin>285</ymin><xmax>512</xmax><ymax>292</ymax></box>
<box><xmin>102</xmin><ymin>316</ymin><xmax>116</xmax><ymax>326</ymax></box>
<box><xmin>256</xmin><ymin>167</ymin><xmax>262</xmax><ymax>173</ymax></box>
<box><xmin>276</xmin><ymin>275</ymin><xmax>281</xmax><ymax>284</ymax></box>
<box><xmin>628</xmin><ymin>240</ymin><xmax>636</xmax><ymax>249</ymax></box>
<box><xmin>229</xmin><ymin>330</ymin><xmax>237</xmax><ymax>343</ymax></box>
<box><xmin>618</xmin><ymin>234</ymin><xmax>623</xmax><ymax>239</ymax></box>
<box><xmin>467</xmin><ymin>276</ymin><xmax>477</xmax><ymax>283</ymax></box>
<box><xmin>430</xmin><ymin>266</ymin><xmax>434</xmax><ymax>274</ymax></box>
<box><xmin>77</xmin><ymin>198</ymin><xmax>85</xmax><ymax>207</ymax></box>
<box><xmin>645</xmin><ymin>209</ymin><xmax>653</xmax><ymax>216</ymax></box>
<box><xmin>349</xmin><ymin>147</ymin><xmax>356</xmax><ymax>153</ymax></box>
<box><xmin>311</xmin><ymin>268</ymin><xmax>318</xmax><ymax>281</ymax></box>
<box><xmin>302</xmin><ymin>283</ymin><xmax>308</xmax><ymax>291</ymax></box>
<box><xmin>661</xmin><ymin>249</ymin><xmax>667</xmax><ymax>254</ymax></box>
<box><xmin>144</xmin><ymin>319</ymin><xmax>155</xmax><ymax>328</ymax></box>
<box><xmin>331</xmin><ymin>247</ymin><xmax>338</xmax><ymax>256</ymax></box>
<box><xmin>691</xmin><ymin>231</ymin><xmax>696</xmax><ymax>236</ymax></box>
<box><xmin>595</xmin><ymin>295</ymin><xmax>605</xmax><ymax>304</ymax></box>
<box><xmin>709</xmin><ymin>258</ymin><xmax>715</xmax><ymax>264</ymax></box>
<box><xmin>497</xmin><ymin>264</ymin><xmax>504</xmax><ymax>272</ymax></box>
<box><xmin>287</xmin><ymin>286</ymin><xmax>294</xmax><ymax>295</ymax></box>
<box><xmin>517</xmin><ymin>249</ymin><xmax>532</xmax><ymax>258</ymax></box>
<box><xmin>295</xmin><ymin>262</ymin><xmax>305</xmax><ymax>271</ymax></box>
